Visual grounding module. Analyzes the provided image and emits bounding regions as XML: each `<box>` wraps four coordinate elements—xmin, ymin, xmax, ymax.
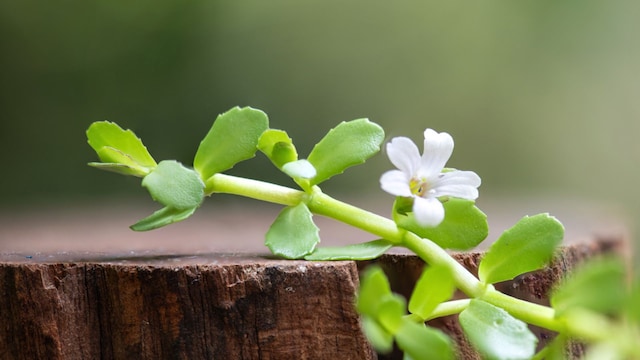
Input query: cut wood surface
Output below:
<box><xmin>0</xmin><ymin>200</ymin><xmax>631</xmax><ymax>359</ymax></box>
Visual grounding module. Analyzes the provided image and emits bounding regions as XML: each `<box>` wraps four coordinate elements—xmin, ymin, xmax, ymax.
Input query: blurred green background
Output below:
<box><xmin>1</xmin><ymin>1</ymin><xmax>638</xmax><ymax>240</ymax></box>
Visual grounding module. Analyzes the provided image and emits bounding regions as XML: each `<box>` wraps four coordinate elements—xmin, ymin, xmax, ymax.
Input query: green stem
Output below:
<box><xmin>206</xmin><ymin>173</ymin><xmax>566</xmax><ymax>334</ymax></box>
<box><xmin>481</xmin><ymin>289</ymin><xmax>564</xmax><ymax>332</ymax></box>
<box><xmin>306</xmin><ymin>187</ymin><xmax>405</xmax><ymax>244</ymax></box>
<box><xmin>401</xmin><ymin>231</ymin><xmax>485</xmax><ymax>297</ymax></box>
<box><xmin>205</xmin><ymin>173</ymin><xmax>305</xmax><ymax>206</ymax></box>
<box><xmin>425</xmin><ymin>299</ymin><xmax>471</xmax><ymax>321</ymax></box>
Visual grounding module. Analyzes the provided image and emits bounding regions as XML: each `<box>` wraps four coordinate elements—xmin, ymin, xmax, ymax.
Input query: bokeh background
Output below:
<box><xmin>1</xmin><ymin>1</ymin><xmax>638</xmax><ymax>259</ymax></box>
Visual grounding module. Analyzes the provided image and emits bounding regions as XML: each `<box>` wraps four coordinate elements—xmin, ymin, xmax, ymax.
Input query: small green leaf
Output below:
<box><xmin>130</xmin><ymin>206</ymin><xmax>197</xmax><ymax>231</ymax></box>
<box><xmin>282</xmin><ymin>159</ymin><xmax>316</xmax><ymax>179</ymax></box>
<box><xmin>304</xmin><ymin>239</ymin><xmax>392</xmax><ymax>260</ymax></box>
<box><xmin>307</xmin><ymin>119</ymin><xmax>384</xmax><ymax>185</ymax></box>
<box><xmin>459</xmin><ymin>299</ymin><xmax>538</xmax><ymax>360</ymax></box>
<box><xmin>395</xmin><ymin>320</ymin><xmax>455</xmax><ymax>360</ymax></box>
<box><xmin>361</xmin><ymin>316</ymin><xmax>394</xmax><ymax>354</ymax></box>
<box><xmin>357</xmin><ymin>266</ymin><xmax>393</xmax><ymax>316</ymax></box>
<box><xmin>479</xmin><ymin>213</ymin><xmax>564</xmax><ymax>284</ymax></box>
<box><xmin>142</xmin><ymin>160</ymin><xmax>205</xmax><ymax>210</ymax></box>
<box><xmin>257</xmin><ymin>129</ymin><xmax>298</xmax><ymax>168</ymax></box>
<box><xmin>88</xmin><ymin>160</ymin><xmax>146</xmax><ymax>177</ymax></box>
<box><xmin>395</xmin><ymin>198</ymin><xmax>488</xmax><ymax>250</ymax></box>
<box><xmin>87</xmin><ymin>121</ymin><xmax>157</xmax><ymax>176</ymax></box>
<box><xmin>537</xmin><ymin>334</ymin><xmax>568</xmax><ymax>360</ymax></box>
<box><xmin>378</xmin><ymin>294</ymin><xmax>406</xmax><ymax>334</ymax></box>
<box><xmin>408</xmin><ymin>265</ymin><xmax>456</xmax><ymax>319</ymax></box>
<box><xmin>194</xmin><ymin>107</ymin><xmax>269</xmax><ymax>181</ymax></box>
<box><xmin>265</xmin><ymin>203</ymin><xmax>320</xmax><ymax>259</ymax></box>
<box><xmin>551</xmin><ymin>257</ymin><xmax>626</xmax><ymax>316</ymax></box>
<box><xmin>625</xmin><ymin>280</ymin><xmax>640</xmax><ymax>324</ymax></box>
<box><xmin>357</xmin><ymin>266</ymin><xmax>407</xmax><ymax>354</ymax></box>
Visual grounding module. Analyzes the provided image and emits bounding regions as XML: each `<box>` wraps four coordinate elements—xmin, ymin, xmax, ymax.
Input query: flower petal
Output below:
<box><xmin>386</xmin><ymin>137</ymin><xmax>420</xmax><ymax>176</ymax></box>
<box><xmin>380</xmin><ymin>170</ymin><xmax>412</xmax><ymax>197</ymax></box>
<box><xmin>419</xmin><ymin>129</ymin><xmax>454</xmax><ymax>178</ymax></box>
<box><xmin>432</xmin><ymin>171</ymin><xmax>481</xmax><ymax>199</ymax></box>
<box><xmin>412</xmin><ymin>196</ymin><xmax>445</xmax><ymax>227</ymax></box>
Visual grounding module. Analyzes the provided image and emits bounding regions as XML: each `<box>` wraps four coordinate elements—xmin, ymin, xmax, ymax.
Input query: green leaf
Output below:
<box><xmin>408</xmin><ymin>265</ymin><xmax>456</xmax><ymax>319</ymax></box>
<box><xmin>537</xmin><ymin>334</ymin><xmax>568</xmax><ymax>360</ymax></box>
<box><xmin>377</xmin><ymin>293</ymin><xmax>406</xmax><ymax>334</ymax></box>
<box><xmin>478</xmin><ymin>213</ymin><xmax>564</xmax><ymax>284</ymax></box>
<box><xmin>356</xmin><ymin>266</ymin><xmax>405</xmax><ymax>332</ymax></box>
<box><xmin>395</xmin><ymin>198</ymin><xmax>488</xmax><ymax>250</ymax></box>
<box><xmin>550</xmin><ymin>257</ymin><xmax>626</xmax><ymax>316</ymax></box>
<box><xmin>194</xmin><ymin>107</ymin><xmax>269</xmax><ymax>181</ymax></box>
<box><xmin>264</xmin><ymin>203</ymin><xmax>320</xmax><ymax>259</ymax></box>
<box><xmin>304</xmin><ymin>239</ymin><xmax>392</xmax><ymax>260</ymax></box>
<box><xmin>307</xmin><ymin>119</ymin><xmax>384</xmax><ymax>185</ymax></box>
<box><xmin>142</xmin><ymin>160</ymin><xmax>205</xmax><ymax>210</ymax></box>
<box><xmin>395</xmin><ymin>320</ymin><xmax>455</xmax><ymax>360</ymax></box>
<box><xmin>357</xmin><ymin>266</ymin><xmax>393</xmax><ymax>317</ymax></box>
<box><xmin>87</xmin><ymin>121</ymin><xmax>157</xmax><ymax>177</ymax></box>
<box><xmin>625</xmin><ymin>280</ymin><xmax>640</xmax><ymax>324</ymax></box>
<box><xmin>357</xmin><ymin>266</ymin><xmax>408</xmax><ymax>354</ymax></box>
<box><xmin>130</xmin><ymin>206</ymin><xmax>198</xmax><ymax>231</ymax></box>
<box><xmin>281</xmin><ymin>159</ymin><xmax>316</xmax><ymax>179</ymax></box>
<box><xmin>257</xmin><ymin>129</ymin><xmax>298</xmax><ymax>168</ymax></box>
<box><xmin>88</xmin><ymin>160</ymin><xmax>146</xmax><ymax>177</ymax></box>
<box><xmin>361</xmin><ymin>316</ymin><xmax>394</xmax><ymax>354</ymax></box>
<box><xmin>459</xmin><ymin>299</ymin><xmax>538</xmax><ymax>360</ymax></box>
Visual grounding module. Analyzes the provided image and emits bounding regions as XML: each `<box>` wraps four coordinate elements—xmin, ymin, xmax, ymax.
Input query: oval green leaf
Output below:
<box><xmin>281</xmin><ymin>159</ymin><xmax>316</xmax><ymax>179</ymax></box>
<box><xmin>361</xmin><ymin>316</ymin><xmax>394</xmax><ymax>354</ymax></box>
<box><xmin>142</xmin><ymin>160</ymin><xmax>205</xmax><ymax>210</ymax></box>
<box><xmin>408</xmin><ymin>265</ymin><xmax>456</xmax><ymax>319</ymax></box>
<box><xmin>478</xmin><ymin>213</ymin><xmax>564</xmax><ymax>285</ymax></box>
<box><xmin>307</xmin><ymin>119</ymin><xmax>384</xmax><ymax>185</ymax></box>
<box><xmin>357</xmin><ymin>266</ymin><xmax>393</xmax><ymax>316</ymax></box>
<box><xmin>130</xmin><ymin>206</ymin><xmax>198</xmax><ymax>231</ymax></box>
<box><xmin>395</xmin><ymin>320</ymin><xmax>455</xmax><ymax>360</ymax></box>
<box><xmin>459</xmin><ymin>299</ymin><xmax>538</xmax><ymax>360</ymax></box>
<box><xmin>395</xmin><ymin>198</ymin><xmax>488</xmax><ymax>250</ymax></box>
<box><xmin>550</xmin><ymin>257</ymin><xmax>626</xmax><ymax>316</ymax></box>
<box><xmin>304</xmin><ymin>239</ymin><xmax>392</xmax><ymax>260</ymax></box>
<box><xmin>265</xmin><ymin>203</ymin><xmax>320</xmax><ymax>259</ymax></box>
<box><xmin>257</xmin><ymin>129</ymin><xmax>298</xmax><ymax>168</ymax></box>
<box><xmin>88</xmin><ymin>160</ymin><xmax>147</xmax><ymax>177</ymax></box>
<box><xmin>194</xmin><ymin>107</ymin><xmax>269</xmax><ymax>181</ymax></box>
<box><xmin>87</xmin><ymin>121</ymin><xmax>157</xmax><ymax>176</ymax></box>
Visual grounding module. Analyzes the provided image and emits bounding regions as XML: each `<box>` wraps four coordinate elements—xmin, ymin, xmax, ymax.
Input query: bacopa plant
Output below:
<box><xmin>87</xmin><ymin>106</ymin><xmax>639</xmax><ymax>360</ymax></box>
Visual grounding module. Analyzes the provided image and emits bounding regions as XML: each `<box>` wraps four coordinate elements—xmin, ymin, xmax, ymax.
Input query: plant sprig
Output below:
<box><xmin>86</xmin><ymin>106</ymin><xmax>639</xmax><ymax>359</ymax></box>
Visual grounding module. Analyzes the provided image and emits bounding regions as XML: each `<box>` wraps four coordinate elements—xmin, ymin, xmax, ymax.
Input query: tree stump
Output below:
<box><xmin>0</xmin><ymin>203</ymin><xmax>630</xmax><ymax>359</ymax></box>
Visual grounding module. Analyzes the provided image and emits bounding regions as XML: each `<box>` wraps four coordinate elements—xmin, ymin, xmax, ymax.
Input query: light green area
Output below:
<box><xmin>304</xmin><ymin>239</ymin><xmax>392</xmax><ymax>261</ymax></box>
<box><xmin>142</xmin><ymin>160</ymin><xmax>204</xmax><ymax>210</ymax></box>
<box><xmin>551</xmin><ymin>257</ymin><xmax>626</xmax><ymax>316</ymax></box>
<box><xmin>479</xmin><ymin>213</ymin><xmax>564</xmax><ymax>284</ymax></box>
<box><xmin>307</xmin><ymin>119</ymin><xmax>384</xmax><ymax>186</ymax></box>
<box><xmin>264</xmin><ymin>202</ymin><xmax>319</xmax><ymax>259</ymax></box>
<box><xmin>394</xmin><ymin>198</ymin><xmax>488</xmax><ymax>250</ymax></box>
<box><xmin>408</xmin><ymin>265</ymin><xmax>456</xmax><ymax>320</ymax></box>
<box><xmin>459</xmin><ymin>299</ymin><xmax>538</xmax><ymax>360</ymax></box>
<box><xmin>86</xmin><ymin>121</ymin><xmax>157</xmax><ymax>177</ymax></box>
<box><xmin>194</xmin><ymin>107</ymin><xmax>268</xmax><ymax>181</ymax></box>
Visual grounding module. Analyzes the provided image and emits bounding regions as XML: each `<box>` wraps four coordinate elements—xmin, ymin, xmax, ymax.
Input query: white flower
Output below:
<box><xmin>380</xmin><ymin>128</ymin><xmax>481</xmax><ymax>227</ymax></box>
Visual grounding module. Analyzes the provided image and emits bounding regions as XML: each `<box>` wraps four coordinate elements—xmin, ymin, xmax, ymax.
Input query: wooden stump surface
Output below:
<box><xmin>0</xmin><ymin>201</ymin><xmax>632</xmax><ymax>359</ymax></box>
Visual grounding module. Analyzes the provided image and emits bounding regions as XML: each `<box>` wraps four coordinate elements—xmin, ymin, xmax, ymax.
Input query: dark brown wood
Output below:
<box><xmin>0</xmin><ymin>255</ymin><xmax>374</xmax><ymax>360</ymax></box>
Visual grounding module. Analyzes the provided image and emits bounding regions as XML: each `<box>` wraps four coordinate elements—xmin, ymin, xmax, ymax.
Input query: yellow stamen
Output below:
<box><xmin>410</xmin><ymin>178</ymin><xmax>428</xmax><ymax>197</ymax></box>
